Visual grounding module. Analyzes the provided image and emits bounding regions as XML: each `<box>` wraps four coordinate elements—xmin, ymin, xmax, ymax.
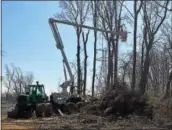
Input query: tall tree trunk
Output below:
<box><xmin>114</xmin><ymin>38</ymin><xmax>119</xmax><ymax>80</ymax></box>
<box><xmin>110</xmin><ymin>50</ymin><xmax>113</xmax><ymax>87</ymax></box>
<box><xmin>139</xmin><ymin>49</ymin><xmax>150</xmax><ymax>94</ymax></box>
<box><xmin>107</xmin><ymin>40</ymin><xmax>111</xmax><ymax>90</ymax></box>
<box><xmin>82</xmin><ymin>30</ymin><xmax>89</xmax><ymax>96</ymax></box>
<box><xmin>164</xmin><ymin>71</ymin><xmax>172</xmax><ymax>99</ymax></box>
<box><xmin>92</xmin><ymin>31</ymin><xmax>97</xmax><ymax>97</ymax></box>
<box><xmin>20</xmin><ymin>83</ymin><xmax>22</xmax><ymax>94</ymax></box>
<box><xmin>132</xmin><ymin>0</ymin><xmax>143</xmax><ymax>91</ymax></box>
<box><xmin>83</xmin><ymin>43</ymin><xmax>87</xmax><ymax>96</ymax></box>
<box><xmin>114</xmin><ymin>1</ymin><xmax>119</xmax><ymax>80</ymax></box>
<box><xmin>92</xmin><ymin>1</ymin><xmax>97</xmax><ymax>97</ymax></box>
<box><xmin>141</xmin><ymin>40</ymin><xmax>144</xmax><ymax>77</ymax></box>
<box><xmin>111</xmin><ymin>43</ymin><xmax>114</xmax><ymax>85</ymax></box>
<box><xmin>76</xmin><ymin>29</ymin><xmax>81</xmax><ymax>95</ymax></box>
<box><xmin>132</xmin><ymin>4</ymin><xmax>138</xmax><ymax>91</ymax></box>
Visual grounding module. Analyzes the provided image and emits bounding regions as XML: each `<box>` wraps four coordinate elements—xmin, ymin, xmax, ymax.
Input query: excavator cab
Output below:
<box><xmin>15</xmin><ymin>81</ymin><xmax>48</xmax><ymax>107</ymax></box>
<box><xmin>28</xmin><ymin>81</ymin><xmax>48</xmax><ymax>103</ymax></box>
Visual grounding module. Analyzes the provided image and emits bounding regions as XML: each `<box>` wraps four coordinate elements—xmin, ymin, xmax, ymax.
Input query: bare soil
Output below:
<box><xmin>2</xmin><ymin>108</ymin><xmax>171</xmax><ymax>130</ymax></box>
<box><xmin>1</xmin><ymin>89</ymin><xmax>172</xmax><ymax>130</ymax></box>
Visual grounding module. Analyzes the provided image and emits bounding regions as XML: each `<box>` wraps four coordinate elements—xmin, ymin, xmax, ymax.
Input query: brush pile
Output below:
<box><xmin>81</xmin><ymin>82</ymin><xmax>153</xmax><ymax>120</ymax></box>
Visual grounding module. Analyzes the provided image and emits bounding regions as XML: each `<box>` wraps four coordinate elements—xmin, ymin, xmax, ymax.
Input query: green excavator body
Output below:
<box><xmin>8</xmin><ymin>81</ymin><xmax>49</xmax><ymax>119</ymax></box>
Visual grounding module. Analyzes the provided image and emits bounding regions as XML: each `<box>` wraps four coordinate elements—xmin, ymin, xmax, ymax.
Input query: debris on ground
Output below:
<box><xmin>78</xmin><ymin>84</ymin><xmax>153</xmax><ymax>120</ymax></box>
<box><xmin>2</xmin><ymin>81</ymin><xmax>172</xmax><ymax>130</ymax></box>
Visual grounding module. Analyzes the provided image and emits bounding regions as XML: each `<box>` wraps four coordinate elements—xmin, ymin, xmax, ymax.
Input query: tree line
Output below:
<box><xmin>2</xmin><ymin>64</ymin><xmax>34</xmax><ymax>101</ymax></box>
<box><xmin>56</xmin><ymin>0</ymin><xmax>172</xmax><ymax>99</ymax></box>
<box><xmin>2</xmin><ymin>1</ymin><xmax>171</xmax><ymax>100</ymax></box>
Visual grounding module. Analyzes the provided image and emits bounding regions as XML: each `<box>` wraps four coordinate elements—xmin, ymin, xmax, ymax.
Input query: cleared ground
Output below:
<box><xmin>1</xmin><ymin>95</ymin><xmax>172</xmax><ymax>130</ymax></box>
<box><xmin>1</xmin><ymin>114</ymin><xmax>166</xmax><ymax>130</ymax></box>
<box><xmin>2</xmin><ymin>110</ymin><xmax>171</xmax><ymax>130</ymax></box>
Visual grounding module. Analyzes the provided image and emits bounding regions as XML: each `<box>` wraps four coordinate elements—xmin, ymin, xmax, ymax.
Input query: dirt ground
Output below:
<box><xmin>1</xmin><ymin>98</ymin><xmax>172</xmax><ymax>130</ymax></box>
<box><xmin>2</xmin><ymin>110</ymin><xmax>171</xmax><ymax>130</ymax></box>
<box><xmin>0</xmin><ymin>114</ymin><xmax>164</xmax><ymax>130</ymax></box>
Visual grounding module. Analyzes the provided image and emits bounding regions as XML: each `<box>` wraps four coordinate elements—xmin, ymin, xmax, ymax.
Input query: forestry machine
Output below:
<box><xmin>7</xmin><ymin>81</ymin><xmax>52</xmax><ymax>119</ymax></box>
<box><xmin>7</xmin><ymin>81</ymin><xmax>80</xmax><ymax>119</ymax></box>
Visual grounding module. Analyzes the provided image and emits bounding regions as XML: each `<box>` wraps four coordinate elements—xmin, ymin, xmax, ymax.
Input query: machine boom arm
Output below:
<box><xmin>49</xmin><ymin>18</ymin><xmax>74</xmax><ymax>84</ymax></box>
<box><xmin>49</xmin><ymin>18</ymin><xmax>123</xmax><ymax>36</ymax></box>
<box><xmin>48</xmin><ymin>17</ymin><xmax>128</xmax><ymax>92</ymax></box>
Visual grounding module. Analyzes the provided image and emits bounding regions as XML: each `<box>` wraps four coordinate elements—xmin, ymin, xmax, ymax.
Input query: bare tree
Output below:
<box><xmin>3</xmin><ymin>64</ymin><xmax>15</xmax><ymax>100</ymax></box>
<box><xmin>161</xmin><ymin>21</ymin><xmax>172</xmax><ymax>99</ymax></box>
<box><xmin>14</xmin><ymin>67</ymin><xmax>24</xmax><ymax>93</ymax></box>
<box><xmin>82</xmin><ymin>30</ymin><xmax>90</xmax><ymax>96</ymax></box>
<box><xmin>113</xmin><ymin>0</ymin><xmax>124</xmax><ymax>82</ymax></box>
<box><xmin>3</xmin><ymin>64</ymin><xmax>34</xmax><ymax>98</ymax></box>
<box><xmin>69</xmin><ymin>59</ymin><xmax>85</xmax><ymax>93</ymax></box>
<box><xmin>57</xmin><ymin>1</ymin><xmax>90</xmax><ymax>95</ymax></box>
<box><xmin>139</xmin><ymin>1</ymin><xmax>169</xmax><ymax>94</ymax></box>
<box><xmin>97</xmin><ymin>1</ymin><xmax>124</xmax><ymax>89</ymax></box>
<box><xmin>91</xmin><ymin>1</ymin><xmax>98</xmax><ymax>97</ymax></box>
<box><xmin>131</xmin><ymin>0</ymin><xmax>143</xmax><ymax>91</ymax></box>
<box><xmin>23</xmin><ymin>72</ymin><xmax>34</xmax><ymax>91</ymax></box>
